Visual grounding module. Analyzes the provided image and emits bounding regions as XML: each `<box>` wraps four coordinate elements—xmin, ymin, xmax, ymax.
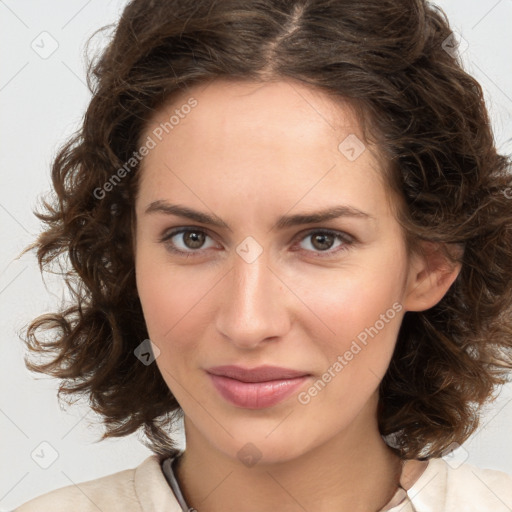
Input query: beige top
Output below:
<box><xmin>14</xmin><ymin>452</ymin><xmax>512</xmax><ymax>511</ymax></box>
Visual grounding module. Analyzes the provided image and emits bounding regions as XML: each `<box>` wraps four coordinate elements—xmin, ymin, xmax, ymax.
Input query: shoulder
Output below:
<box><xmin>14</xmin><ymin>455</ymin><xmax>180</xmax><ymax>512</ymax></box>
<box><xmin>408</xmin><ymin>457</ymin><xmax>512</xmax><ymax>511</ymax></box>
<box><xmin>444</xmin><ymin>458</ymin><xmax>512</xmax><ymax>510</ymax></box>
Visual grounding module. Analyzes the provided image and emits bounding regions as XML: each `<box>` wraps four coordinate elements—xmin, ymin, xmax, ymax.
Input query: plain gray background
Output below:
<box><xmin>1</xmin><ymin>0</ymin><xmax>511</xmax><ymax>509</ymax></box>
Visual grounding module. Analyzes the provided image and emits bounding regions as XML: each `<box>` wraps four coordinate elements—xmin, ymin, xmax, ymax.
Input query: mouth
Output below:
<box><xmin>206</xmin><ymin>365</ymin><xmax>311</xmax><ymax>409</ymax></box>
<box><xmin>206</xmin><ymin>364</ymin><xmax>310</xmax><ymax>382</ymax></box>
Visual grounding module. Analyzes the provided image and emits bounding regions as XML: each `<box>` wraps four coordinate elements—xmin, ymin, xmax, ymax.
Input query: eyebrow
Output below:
<box><xmin>144</xmin><ymin>200</ymin><xmax>374</xmax><ymax>230</ymax></box>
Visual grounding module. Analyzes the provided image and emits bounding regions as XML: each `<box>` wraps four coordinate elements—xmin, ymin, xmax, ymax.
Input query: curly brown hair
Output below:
<box><xmin>21</xmin><ymin>0</ymin><xmax>512</xmax><ymax>460</ymax></box>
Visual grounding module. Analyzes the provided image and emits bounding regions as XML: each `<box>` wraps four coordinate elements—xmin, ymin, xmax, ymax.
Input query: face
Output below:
<box><xmin>133</xmin><ymin>78</ymin><xmax>416</xmax><ymax>464</ymax></box>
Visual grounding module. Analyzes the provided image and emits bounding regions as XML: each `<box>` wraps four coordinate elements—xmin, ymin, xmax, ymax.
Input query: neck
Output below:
<box><xmin>174</xmin><ymin>403</ymin><xmax>407</xmax><ymax>512</ymax></box>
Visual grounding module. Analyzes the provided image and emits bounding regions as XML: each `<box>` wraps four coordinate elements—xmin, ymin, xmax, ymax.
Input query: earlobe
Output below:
<box><xmin>403</xmin><ymin>242</ymin><xmax>463</xmax><ymax>312</ymax></box>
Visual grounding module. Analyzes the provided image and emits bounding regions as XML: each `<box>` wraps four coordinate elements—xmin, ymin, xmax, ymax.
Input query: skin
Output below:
<box><xmin>133</xmin><ymin>78</ymin><xmax>460</xmax><ymax>512</ymax></box>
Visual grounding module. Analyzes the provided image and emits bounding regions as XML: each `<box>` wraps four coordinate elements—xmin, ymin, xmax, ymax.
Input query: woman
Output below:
<box><xmin>16</xmin><ymin>0</ymin><xmax>512</xmax><ymax>510</ymax></box>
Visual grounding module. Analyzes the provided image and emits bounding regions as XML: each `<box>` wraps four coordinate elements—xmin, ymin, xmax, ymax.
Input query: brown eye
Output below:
<box><xmin>160</xmin><ymin>228</ymin><xmax>217</xmax><ymax>256</ymax></box>
<box><xmin>182</xmin><ymin>230</ymin><xmax>206</xmax><ymax>249</ymax></box>
<box><xmin>310</xmin><ymin>232</ymin><xmax>335</xmax><ymax>251</ymax></box>
<box><xmin>296</xmin><ymin>229</ymin><xmax>354</xmax><ymax>257</ymax></box>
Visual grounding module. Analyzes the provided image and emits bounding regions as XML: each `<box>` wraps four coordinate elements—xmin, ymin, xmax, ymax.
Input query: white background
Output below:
<box><xmin>1</xmin><ymin>0</ymin><xmax>511</xmax><ymax>509</ymax></box>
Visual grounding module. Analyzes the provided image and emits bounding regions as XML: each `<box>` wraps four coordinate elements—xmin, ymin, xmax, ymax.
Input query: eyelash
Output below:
<box><xmin>158</xmin><ymin>227</ymin><xmax>355</xmax><ymax>259</ymax></box>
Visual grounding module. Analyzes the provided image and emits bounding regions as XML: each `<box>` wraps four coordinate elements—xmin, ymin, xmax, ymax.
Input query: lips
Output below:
<box><xmin>206</xmin><ymin>365</ymin><xmax>311</xmax><ymax>409</ymax></box>
<box><xmin>206</xmin><ymin>365</ymin><xmax>310</xmax><ymax>383</ymax></box>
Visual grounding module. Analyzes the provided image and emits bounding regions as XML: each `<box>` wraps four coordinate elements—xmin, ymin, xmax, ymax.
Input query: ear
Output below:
<box><xmin>403</xmin><ymin>241</ymin><xmax>463</xmax><ymax>312</ymax></box>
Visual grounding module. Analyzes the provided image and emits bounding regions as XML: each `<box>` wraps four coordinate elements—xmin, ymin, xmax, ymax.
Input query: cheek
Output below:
<box><xmin>135</xmin><ymin>247</ymin><xmax>184</xmax><ymax>339</ymax></box>
<box><xmin>298</xmin><ymin>284</ymin><xmax>404</xmax><ymax>418</ymax></box>
<box><xmin>293</xmin><ymin>257</ymin><xmax>406</xmax><ymax>380</ymax></box>
<box><xmin>292</xmin><ymin>263</ymin><xmax>404</xmax><ymax>338</ymax></box>
<box><xmin>135</xmin><ymin>249</ymin><xmax>217</xmax><ymax>359</ymax></box>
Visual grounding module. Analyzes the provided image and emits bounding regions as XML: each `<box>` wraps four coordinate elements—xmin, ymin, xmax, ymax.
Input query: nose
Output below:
<box><xmin>214</xmin><ymin>248</ymin><xmax>291</xmax><ymax>350</ymax></box>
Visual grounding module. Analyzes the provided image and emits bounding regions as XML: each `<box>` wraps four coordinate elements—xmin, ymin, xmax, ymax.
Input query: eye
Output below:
<box><xmin>293</xmin><ymin>229</ymin><xmax>354</xmax><ymax>257</ymax></box>
<box><xmin>159</xmin><ymin>227</ymin><xmax>217</xmax><ymax>256</ymax></box>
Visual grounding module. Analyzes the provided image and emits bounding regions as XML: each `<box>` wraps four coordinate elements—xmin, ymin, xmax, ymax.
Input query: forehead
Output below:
<box><xmin>144</xmin><ymin>78</ymin><xmax>365</xmax><ymax>153</ymax></box>
<box><xmin>136</xmin><ymin>78</ymin><xmax>392</xmax><ymax>217</ymax></box>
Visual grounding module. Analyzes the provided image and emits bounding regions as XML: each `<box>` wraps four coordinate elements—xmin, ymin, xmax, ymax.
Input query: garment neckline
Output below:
<box><xmin>161</xmin><ymin>451</ymin><xmax>431</xmax><ymax>512</ymax></box>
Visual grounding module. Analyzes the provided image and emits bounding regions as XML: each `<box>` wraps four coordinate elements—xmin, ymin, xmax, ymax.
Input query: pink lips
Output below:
<box><xmin>206</xmin><ymin>365</ymin><xmax>311</xmax><ymax>409</ymax></box>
